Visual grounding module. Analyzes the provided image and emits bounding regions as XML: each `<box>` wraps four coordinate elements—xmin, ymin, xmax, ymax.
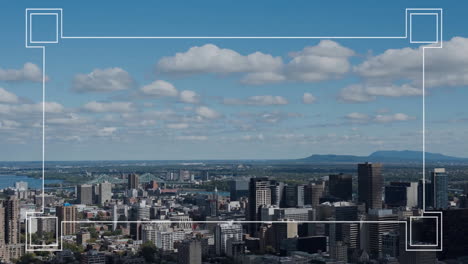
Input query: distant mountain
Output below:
<box><xmin>300</xmin><ymin>150</ymin><xmax>468</xmax><ymax>163</ymax></box>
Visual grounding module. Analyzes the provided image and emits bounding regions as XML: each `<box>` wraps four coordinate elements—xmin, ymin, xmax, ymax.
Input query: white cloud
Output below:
<box><xmin>157</xmin><ymin>44</ymin><xmax>282</xmax><ymax>75</ymax></box>
<box><xmin>285</xmin><ymin>40</ymin><xmax>355</xmax><ymax>82</ymax></box>
<box><xmin>224</xmin><ymin>95</ymin><xmax>288</xmax><ymax>106</ymax></box>
<box><xmin>354</xmin><ymin>37</ymin><xmax>468</xmax><ymax>89</ymax></box>
<box><xmin>166</xmin><ymin>123</ymin><xmax>189</xmax><ymax>129</ymax></box>
<box><xmin>345</xmin><ymin>112</ymin><xmax>415</xmax><ymax>124</ymax></box>
<box><xmin>338</xmin><ymin>84</ymin><xmax>422</xmax><ymax>103</ymax></box>
<box><xmin>302</xmin><ymin>93</ymin><xmax>316</xmax><ymax>104</ymax></box>
<box><xmin>345</xmin><ymin>112</ymin><xmax>370</xmax><ymax>121</ymax></box>
<box><xmin>0</xmin><ymin>119</ymin><xmax>20</xmax><ymax>129</ymax></box>
<box><xmin>179</xmin><ymin>90</ymin><xmax>200</xmax><ymax>103</ymax></box>
<box><xmin>156</xmin><ymin>42</ymin><xmax>354</xmax><ymax>85</ymax></box>
<box><xmin>176</xmin><ymin>135</ymin><xmax>208</xmax><ymax>141</ymax></box>
<box><xmin>374</xmin><ymin>113</ymin><xmax>415</xmax><ymax>123</ymax></box>
<box><xmin>140</xmin><ymin>80</ymin><xmax>179</xmax><ymax>97</ymax></box>
<box><xmin>82</xmin><ymin>101</ymin><xmax>134</xmax><ymax>113</ymax></box>
<box><xmin>0</xmin><ymin>102</ymin><xmax>64</xmax><ymax>115</ymax></box>
<box><xmin>0</xmin><ymin>87</ymin><xmax>19</xmax><ymax>103</ymax></box>
<box><xmin>97</xmin><ymin>127</ymin><xmax>117</xmax><ymax>137</ymax></box>
<box><xmin>195</xmin><ymin>106</ymin><xmax>221</xmax><ymax>119</ymax></box>
<box><xmin>73</xmin><ymin>67</ymin><xmax>134</xmax><ymax>92</ymax></box>
<box><xmin>48</xmin><ymin>114</ymin><xmax>87</xmax><ymax>125</ymax></box>
<box><xmin>242</xmin><ymin>134</ymin><xmax>265</xmax><ymax>141</ymax></box>
<box><xmin>0</xmin><ymin>62</ymin><xmax>45</xmax><ymax>82</ymax></box>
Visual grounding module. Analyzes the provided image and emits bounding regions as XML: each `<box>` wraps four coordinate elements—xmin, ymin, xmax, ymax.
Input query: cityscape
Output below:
<box><xmin>2</xmin><ymin>1</ymin><xmax>468</xmax><ymax>264</ymax></box>
<box><xmin>0</xmin><ymin>158</ymin><xmax>467</xmax><ymax>263</ymax></box>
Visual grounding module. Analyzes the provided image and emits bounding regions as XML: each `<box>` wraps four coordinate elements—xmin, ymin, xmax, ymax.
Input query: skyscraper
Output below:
<box><xmin>229</xmin><ymin>179</ymin><xmax>249</xmax><ymax>201</ymax></box>
<box><xmin>98</xmin><ymin>181</ymin><xmax>112</xmax><ymax>205</ymax></box>
<box><xmin>56</xmin><ymin>204</ymin><xmax>78</xmax><ymax>236</ymax></box>
<box><xmin>3</xmin><ymin>197</ymin><xmax>19</xmax><ymax>244</ymax></box>
<box><xmin>248</xmin><ymin>177</ymin><xmax>271</xmax><ymax>235</ymax></box>
<box><xmin>329</xmin><ymin>173</ymin><xmax>353</xmax><ymax>201</ymax></box>
<box><xmin>385</xmin><ymin>182</ymin><xmax>418</xmax><ymax>208</ymax></box>
<box><xmin>128</xmin><ymin>173</ymin><xmax>139</xmax><ymax>189</ymax></box>
<box><xmin>358</xmin><ymin>162</ymin><xmax>383</xmax><ymax>211</ymax></box>
<box><xmin>77</xmin><ymin>184</ymin><xmax>93</xmax><ymax>205</ymax></box>
<box><xmin>431</xmin><ymin>168</ymin><xmax>448</xmax><ymax>209</ymax></box>
<box><xmin>178</xmin><ymin>239</ymin><xmax>202</xmax><ymax>264</ymax></box>
<box><xmin>367</xmin><ymin>209</ymin><xmax>399</xmax><ymax>259</ymax></box>
<box><xmin>215</xmin><ymin>222</ymin><xmax>243</xmax><ymax>255</ymax></box>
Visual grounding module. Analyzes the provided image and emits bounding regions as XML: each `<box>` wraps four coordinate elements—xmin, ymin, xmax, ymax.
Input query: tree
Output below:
<box><xmin>139</xmin><ymin>241</ymin><xmax>158</xmax><ymax>263</ymax></box>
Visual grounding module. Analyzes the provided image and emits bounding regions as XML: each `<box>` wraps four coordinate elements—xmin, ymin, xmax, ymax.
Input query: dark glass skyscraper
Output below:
<box><xmin>358</xmin><ymin>162</ymin><xmax>383</xmax><ymax>211</ymax></box>
<box><xmin>329</xmin><ymin>173</ymin><xmax>353</xmax><ymax>201</ymax></box>
<box><xmin>431</xmin><ymin>168</ymin><xmax>448</xmax><ymax>209</ymax></box>
<box><xmin>248</xmin><ymin>177</ymin><xmax>271</xmax><ymax>235</ymax></box>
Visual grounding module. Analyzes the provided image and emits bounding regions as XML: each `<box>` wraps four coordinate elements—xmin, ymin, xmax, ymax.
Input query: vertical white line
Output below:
<box><xmin>422</xmin><ymin>47</ymin><xmax>426</xmax><ymax>212</ymax></box>
<box><xmin>42</xmin><ymin>47</ymin><xmax>46</xmax><ymax>214</ymax></box>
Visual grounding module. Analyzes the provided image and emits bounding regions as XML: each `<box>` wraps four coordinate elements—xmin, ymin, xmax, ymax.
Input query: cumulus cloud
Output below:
<box><xmin>0</xmin><ymin>63</ymin><xmax>46</xmax><ymax>82</ymax></box>
<box><xmin>97</xmin><ymin>127</ymin><xmax>117</xmax><ymax>137</ymax></box>
<box><xmin>166</xmin><ymin>123</ymin><xmax>189</xmax><ymax>129</ymax></box>
<box><xmin>179</xmin><ymin>90</ymin><xmax>200</xmax><ymax>103</ymax></box>
<box><xmin>157</xmin><ymin>44</ymin><xmax>282</xmax><ymax>75</ymax></box>
<box><xmin>224</xmin><ymin>95</ymin><xmax>288</xmax><ymax>106</ymax></box>
<box><xmin>285</xmin><ymin>40</ymin><xmax>355</xmax><ymax>82</ymax></box>
<box><xmin>48</xmin><ymin>114</ymin><xmax>87</xmax><ymax>125</ymax></box>
<box><xmin>345</xmin><ymin>112</ymin><xmax>370</xmax><ymax>121</ymax></box>
<box><xmin>302</xmin><ymin>93</ymin><xmax>316</xmax><ymax>104</ymax></box>
<box><xmin>354</xmin><ymin>37</ymin><xmax>468</xmax><ymax>89</ymax></box>
<box><xmin>0</xmin><ymin>87</ymin><xmax>19</xmax><ymax>103</ymax></box>
<box><xmin>140</xmin><ymin>80</ymin><xmax>179</xmax><ymax>97</ymax></box>
<box><xmin>338</xmin><ymin>84</ymin><xmax>422</xmax><ymax>103</ymax></box>
<box><xmin>73</xmin><ymin>67</ymin><xmax>134</xmax><ymax>92</ymax></box>
<box><xmin>0</xmin><ymin>102</ymin><xmax>64</xmax><ymax>115</ymax></box>
<box><xmin>345</xmin><ymin>112</ymin><xmax>415</xmax><ymax>124</ymax></box>
<box><xmin>374</xmin><ymin>113</ymin><xmax>415</xmax><ymax>123</ymax></box>
<box><xmin>156</xmin><ymin>41</ymin><xmax>354</xmax><ymax>85</ymax></box>
<box><xmin>176</xmin><ymin>135</ymin><xmax>208</xmax><ymax>141</ymax></box>
<box><xmin>195</xmin><ymin>106</ymin><xmax>221</xmax><ymax>119</ymax></box>
<box><xmin>82</xmin><ymin>101</ymin><xmax>134</xmax><ymax>113</ymax></box>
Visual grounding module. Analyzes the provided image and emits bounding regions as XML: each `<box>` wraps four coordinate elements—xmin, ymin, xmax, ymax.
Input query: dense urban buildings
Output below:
<box><xmin>0</xmin><ymin>161</ymin><xmax>464</xmax><ymax>264</ymax></box>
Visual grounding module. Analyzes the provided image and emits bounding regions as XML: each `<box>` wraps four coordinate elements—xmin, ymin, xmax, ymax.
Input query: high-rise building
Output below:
<box><xmin>385</xmin><ymin>182</ymin><xmax>418</xmax><ymax>208</ymax></box>
<box><xmin>329</xmin><ymin>173</ymin><xmax>353</xmax><ymax>201</ymax></box>
<box><xmin>215</xmin><ymin>222</ymin><xmax>243</xmax><ymax>255</ymax></box>
<box><xmin>417</xmin><ymin>179</ymin><xmax>433</xmax><ymax>210</ymax></box>
<box><xmin>273</xmin><ymin>220</ymin><xmax>298</xmax><ymax>251</ymax></box>
<box><xmin>156</xmin><ymin>231</ymin><xmax>174</xmax><ymax>251</ymax></box>
<box><xmin>56</xmin><ymin>204</ymin><xmax>77</xmax><ymax>236</ymax></box>
<box><xmin>178</xmin><ymin>239</ymin><xmax>202</xmax><ymax>264</ymax></box>
<box><xmin>283</xmin><ymin>185</ymin><xmax>305</xmax><ymax>207</ymax></box>
<box><xmin>98</xmin><ymin>181</ymin><xmax>112</xmax><ymax>205</ymax></box>
<box><xmin>431</xmin><ymin>168</ymin><xmax>448</xmax><ymax>209</ymax></box>
<box><xmin>4</xmin><ymin>197</ymin><xmax>19</xmax><ymax>244</ymax></box>
<box><xmin>304</xmin><ymin>182</ymin><xmax>325</xmax><ymax>208</ymax></box>
<box><xmin>14</xmin><ymin>181</ymin><xmax>28</xmax><ymax>191</ymax></box>
<box><xmin>0</xmin><ymin>204</ymin><xmax>5</xmax><ymax>245</ymax></box>
<box><xmin>128</xmin><ymin>173</ymin><xmax>139</xmax><ymax>189</ymax></box>
<box><xmin>248</xmin><ymin>178</ymin><xmax>271</xmax><ymax>235</ymax></box>
<box><xmin>269</xmin><ymin>180</ymin><xmax>284</xmax><ymax>207</ymax></box>
<box><xmin>358</xmin><ymin>162</ymin><xmax>383</xmax><ymax>211</ymax></box>
<box><xmin>382</xmin><ymin>231</ymin><xmax>399</xmax><ymax>258</ymax></box>
<box><xmin>367</xmin><ymin>209</ymin><xmax>399</xmax><ymax>259</ymax></box>
<box><xmin>229</xmin><ymin>179</ymin><xmax>249</xmax><ymax>201</ymax></box>
<box><xmin>77</xmin><ymin>184</ymin><xmax>93</xmax><ymax>205</ymax></box>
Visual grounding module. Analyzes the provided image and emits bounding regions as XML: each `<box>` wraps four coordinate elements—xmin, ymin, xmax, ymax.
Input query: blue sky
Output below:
<box><xmin>1</xmin><ymin>1</ymin><xmax>468</xmax><ymax>161</ymax></box>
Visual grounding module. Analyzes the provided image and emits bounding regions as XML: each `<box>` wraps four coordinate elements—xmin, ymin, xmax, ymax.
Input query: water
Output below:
<box><xmin>0</xmin><ymin>175</ymin><xmax>64</xmax><ymax>190</ymax></box>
